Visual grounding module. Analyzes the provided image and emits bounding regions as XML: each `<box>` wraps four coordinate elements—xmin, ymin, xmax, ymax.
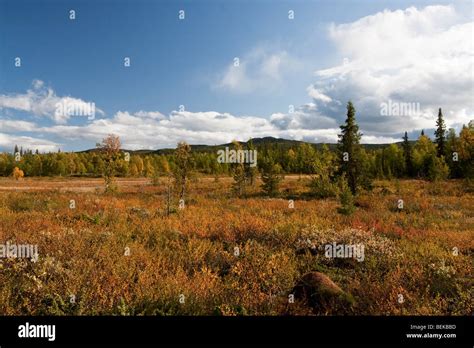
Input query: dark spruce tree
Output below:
<box><xmin>402</xmin><ymin>131</ymin><xmax>413</xmax><ymax>176</ymax></box>
<box><xmin>337</xmin><ymin>101</ymin><xmax>363</xmax><ymax>194</ymax></box>
<box><xmin>435</xmin><ymin>107</ymin><xmax>446</xmax><ymax>157</ymax></box>
<box><xmin>244</xmin><ymin>138</ymin><xmax>257</xmax><ymax>185</ymax></box>
<box><xmin>260</xmin><ymin>157</ymin><xmax>282</xmax><ymax>197</ymax></box>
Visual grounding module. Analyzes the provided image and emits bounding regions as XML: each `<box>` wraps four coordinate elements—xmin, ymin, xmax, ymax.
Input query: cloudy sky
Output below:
<box><xmin>0</xmin><ymin>0</ymin><xmax>472</xmax><ymax>152</ymax></box>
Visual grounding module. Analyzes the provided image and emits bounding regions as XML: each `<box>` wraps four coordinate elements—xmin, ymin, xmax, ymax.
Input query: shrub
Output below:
<box><xmin>261</xmin><ymin>161</ymin><xmax>283</xmax><ymax>197</ymax></box>
<box><xmin>337</xmin><ymin>176</ymin><xmax>355</xmax><ymax>215</ymax></box>
<box><xmin>427</xmin><ymin>156</ymin><xmax>450</xmax><ymax>181</ymax></box>
<box><xmin>12</xmin><ymin>167</ymin><xmax>24</xmax><ymax>180</ymax></box>
<box><xmin>308</xmin><ymin>174</ymin><xmax>338</xmax><ymax>198</ymax></box>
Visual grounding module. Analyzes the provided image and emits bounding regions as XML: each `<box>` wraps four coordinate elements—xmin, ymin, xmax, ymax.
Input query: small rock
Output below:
<box><xmin>293</xmin><ymin>272</ymin><xmax>354</xmax><ymax>313</ymax></box>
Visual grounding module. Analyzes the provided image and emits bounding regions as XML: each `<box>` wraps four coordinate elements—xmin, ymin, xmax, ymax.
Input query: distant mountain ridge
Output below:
<box><xmin>80</xmin><ymin>136</ymin><xmax>412</xmax><ymax>155</ymax></box>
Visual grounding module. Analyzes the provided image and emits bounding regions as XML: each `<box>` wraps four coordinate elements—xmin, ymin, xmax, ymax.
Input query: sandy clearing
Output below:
<box><xmin>0</xmin><ymin>175</ymin><xmax>309</xmax><ymax>192</ymax></box>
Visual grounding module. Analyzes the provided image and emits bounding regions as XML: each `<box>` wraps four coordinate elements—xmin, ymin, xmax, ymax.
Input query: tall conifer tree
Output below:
<box><xmin>435</xmin><ymin>108</ymin><xmax>447</xmax><ymax>157</ymax></box>
<box><xmin>337</xmin><ymin>101</ymin><xmax>364</xmax><ymax>194</ymax></box>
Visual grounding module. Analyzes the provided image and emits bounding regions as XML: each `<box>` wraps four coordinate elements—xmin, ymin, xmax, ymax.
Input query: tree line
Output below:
<box><xmin>1</xmin><ymin>104</ymin><xmax>472</xmax><ymax>188</ymax></box>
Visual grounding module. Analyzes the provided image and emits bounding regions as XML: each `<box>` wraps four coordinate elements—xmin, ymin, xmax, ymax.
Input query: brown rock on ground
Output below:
<box><xmin>293</xmin><ymin>271</ymin><xmax>354</xmax><ymax>313</ymax></box>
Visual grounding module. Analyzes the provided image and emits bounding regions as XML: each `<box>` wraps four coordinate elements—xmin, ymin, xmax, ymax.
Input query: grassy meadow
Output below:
<box><xmin>0</xmin><ymin>176</ymin><xmax>472</xmax><ymax>316</ymax></box>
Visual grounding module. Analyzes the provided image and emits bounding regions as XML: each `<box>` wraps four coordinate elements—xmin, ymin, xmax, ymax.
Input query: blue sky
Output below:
<box><xmin>0</xmin><ymin>0</ymin><xmax>472</xmax><ymax>151</ymax></box>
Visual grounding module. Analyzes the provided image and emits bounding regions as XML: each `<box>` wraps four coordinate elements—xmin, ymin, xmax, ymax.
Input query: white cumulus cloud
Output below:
<box><xmin>304</xmin><ymin>5</ymin><xmax>473</xmax><ymax>137</ymax></box>
<box><xmin>0</xmin><ymin>132</ymin><xmax>60</xmax><ymax>152</ymax></box>
<box><xmin>0</xmin><ymin>80</ymin><xmax>105</xmax><ymax>124</ymax></box>
<box><xmin>215</xmin><ymin>46</ymin><xmax>302</xmax><ymax>94</ymax></box>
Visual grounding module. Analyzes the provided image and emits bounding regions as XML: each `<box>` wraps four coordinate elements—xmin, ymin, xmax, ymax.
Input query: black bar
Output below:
<box><xmin>0</xmin><ymin>316</ymin><xmax>472</xmax><ymax>346</ymax></box>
